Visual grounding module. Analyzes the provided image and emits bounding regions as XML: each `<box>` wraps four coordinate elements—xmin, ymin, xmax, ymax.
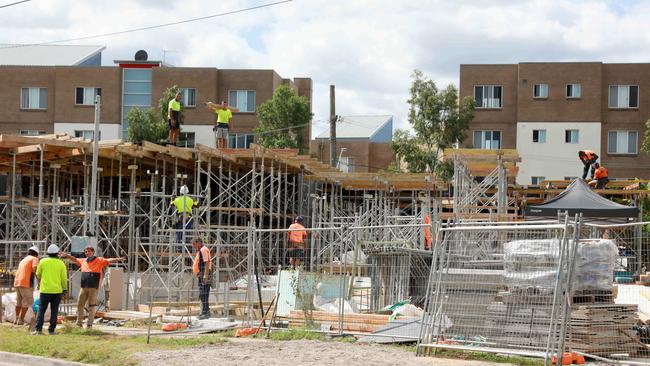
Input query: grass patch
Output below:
<box><xmin>428</xmin><ymin>349</ymin><xmax>543</xmax><ymax>366</ymax></box>
<box><xmin>0</xmin><ymin>326</ymin><xmax>226</xmax><ymax>366</ymax></box>
<box><xmin>267</xmin><ymin>328</ymin><xmax>325</xmax><ymax>341</ymax></box>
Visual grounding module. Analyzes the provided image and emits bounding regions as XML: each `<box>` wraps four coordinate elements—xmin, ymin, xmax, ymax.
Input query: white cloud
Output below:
<box><xmin>1</xmin><ymin>0</ymin><xmax>648</xmax><ymax>137</ymax></box>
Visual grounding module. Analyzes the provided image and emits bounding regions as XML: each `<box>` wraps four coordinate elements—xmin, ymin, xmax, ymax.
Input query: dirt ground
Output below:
<box><xmin>134</xmin><ymin>338</ymin><xmax>513</xmax><ymax>366</ymax></box>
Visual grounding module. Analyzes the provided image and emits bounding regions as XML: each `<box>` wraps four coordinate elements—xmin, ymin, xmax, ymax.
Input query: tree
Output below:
<box><xmin>641</xmin><ymin>117</ymin><xmax>650</xmax><ymax>156</ymax></box>
<box><xmin>126</xmin><ymin>107</ymin><xmax>166</xmax><ymax>144</ymax></box>
<box><xmin>255</xmin><ymin>85</ymin><xmax>312</xmax><ymax>151</ymax></box>
<box><xmin>127</xmin><ymin>85</ymin><xmax>182</xmax><ymax>144</ymax></box>
<box><xmin>391</xmin><ymin>70</ymin><xmax>475</xmax><ymax>179</ymax></box>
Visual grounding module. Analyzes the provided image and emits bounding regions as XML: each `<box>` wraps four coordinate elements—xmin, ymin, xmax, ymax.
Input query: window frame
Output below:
<box><xmin>178</xmin><ymin>131</ymin><xmax>196</xmax><ymax>148</ymax></box>
<box><xmin>74</xmin><ymin>130</ymin><xmax>101</xmax><ymax>140</ymax></box>
<box><xmin>531</xmin><ymin>176</ymin><xmax>546</xmax><ymax>186</ymax></box>
<box><xmin>20</xmin><ymin>87</ymin><xmax>48</xmax><ymax>110</ymax></box>
<box><xmin>565</xmin><ymin>83</ymin><xmax>581</xmax><ymax>99</ymax></box>
<box><xmin>75</xmin><ymin>87</ymin><xmax>102</xmax><ymax>106</ymax></box>
<box><xmin>227</xmin><ymin>90</ymin><xmax>256</xmax><ymax>113</ymax></box>
<box><xmin>472</xmin><ymin>130</ymin><xmax>502</xmax><ymax>149</ymax></box>
<box><xmin>179</xmin><ymin>88</ymin><xmax>197</xmax><ymax>108</ymax></box>
<box><xmin>608</xmin><ymin>85</ymin><xmax>639</xmax><ymax>109</ymax></box>
<box><xmin>533</xmin><ymin>84</ymin><xmax>548</xmax><ymax>99</ymax></box>
<box><xmin>607</xmin><ymin>130</ymin><xmax>638</xmax><ymax>155</ymax></box>
<box><xmin>19</xmin><ymin>130</ymin><xmax>46</xmax><ymax>136</ymax></box>
<box><xmin>473</xmin><ymin>85</ymin><xmax>503</xmax><ymax>109</ymax></box>
<box><xmin>564</xmin><ymin>129</ymin><xmax>579</xmax><ymax>144</ymax></box>
<box><xmin>532</xmin><ymin>129</ymin><xmax>546</xmax><ymax>143</ymax></box>
<box><xmin>227</xmin><ymin>133</ymin><xmax>255</xmax><ymax>149</ymax></box>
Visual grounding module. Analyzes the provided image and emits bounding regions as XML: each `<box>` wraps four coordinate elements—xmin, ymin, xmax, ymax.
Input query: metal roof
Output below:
<box><xmin>0</xmin><ymin>44</ymin><xmax>106</xmax><ymax>66</ymax></box>
<box><xmin>316</xmin><ymin>115</ymin><xmax>392</xmax><ymax>140</ymax></box>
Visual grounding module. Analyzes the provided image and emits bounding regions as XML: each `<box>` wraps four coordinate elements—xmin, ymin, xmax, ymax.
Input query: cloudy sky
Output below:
<box><xmin>2</xmin><ymin>0</ymin><xmax>648</xmax><ymax>137</ymax></box>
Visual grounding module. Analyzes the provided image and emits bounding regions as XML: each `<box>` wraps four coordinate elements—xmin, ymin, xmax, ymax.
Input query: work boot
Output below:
<box><xmin>48</xmin><ymin>330</ymin><xmax>56</xmax><ymax>335</ymax></box>
<box><xmin>30</xmin><ymin>330</ymin><xmax>42</xmax><ymax>335</ymax></box>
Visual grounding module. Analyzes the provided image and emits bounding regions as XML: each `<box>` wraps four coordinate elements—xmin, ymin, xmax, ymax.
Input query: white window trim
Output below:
<box><xmin>20</xmin><ymin>130</ymin><xmax>46</xmax><ymax>136</ymax></box>
<box><xmin>473</xmin><ymin>130</ymin><xmax>501</xmax><ymax>149</ymax></box>
<box><xmin>533</xmin><ymin>84</ymin><xmax>548</xmax><ymax>99</ymax></box>
<box><xmin>531</xmin><ymin>176</ymin><xmax>546</xmax><ymax>185</ymax></box>
<box><xmin>20</xmin><ymin>87</ymin><xmax>48</xmax><ymax>110</ymax></box>
<box><xmin>566</xmin><ymin>83</ymin><xmax>581</xmax><ymax>99</ymax></box>
<box><xmin>532</xmin><ymin>129</ymin><xmax>546</xmax><ymax>144</ymax></box>
<box><xmin>565</xmin><ymin>129</ymin><xmax>579</xmax><ymax>144</ymax></box>
<box><xmin>179</xmin><ymin>88</ymin><xmax>197</xmax><ymax>108</ymax></box>
<box><xmin>473</xmin><ymin>85</ymin><xmax>503</xmax><ymax>109</ymax></box>
<box><xmin>75</xmin><ymin>86</ymin><xmax>101</xmax><ymax>106</ymax></box>
<box><xmin>607</xmin><ymin>130</ymin><xmax>638</xmax><ymax>155</ymax></box>
<box><xmin>227</xmin><ymin>89</ymin><xmax>256</xmax><ymax>113</ymax></box>
<box><xmin>608</xmin><ymin>85</ymin><xmax>639</xmax><ymax>109</ymax></box>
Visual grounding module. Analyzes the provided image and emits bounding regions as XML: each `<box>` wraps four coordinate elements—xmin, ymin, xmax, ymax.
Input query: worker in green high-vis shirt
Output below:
<box><xmin>168</xmin><ymin>92</ymin><xmax>182</xmax><ymax>145</ymax></box>
<box><xmin>206</xmin><ymin>101</ymin><xmax>239</xmax><ymax>149</ymax></box>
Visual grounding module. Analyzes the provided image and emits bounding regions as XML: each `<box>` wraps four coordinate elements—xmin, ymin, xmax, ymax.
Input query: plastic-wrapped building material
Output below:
<box><xmin>503</xmin><ymin>239</ymin><xmax>560</xmax><ymax>292</ymax></box>
<box><xmin>503</xmin><ymin>239</ymin><xmax>617</xmax><ymax>292</ymax></box>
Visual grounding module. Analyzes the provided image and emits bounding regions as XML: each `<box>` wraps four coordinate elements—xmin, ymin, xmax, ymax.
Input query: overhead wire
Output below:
<box><xmin>0</xmin><ymin>0</ymin><xmax>292</xmax><ymax>49</ymax></box>
<box><xmin>0</xmin><ymin>0</ymin><xmax>29</xmax><ymax>9</ymax></box>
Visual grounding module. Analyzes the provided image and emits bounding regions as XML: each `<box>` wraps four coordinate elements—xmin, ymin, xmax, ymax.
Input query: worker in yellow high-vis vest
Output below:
<box><xmin>206</xmin><ymin>101</ymin><xmax>239</xmax><ymax>149</ymax></box>
<box><xmin>168</xmin><ymin>92</ymin><xmax>182</xmax><ymax>145</ymax></box>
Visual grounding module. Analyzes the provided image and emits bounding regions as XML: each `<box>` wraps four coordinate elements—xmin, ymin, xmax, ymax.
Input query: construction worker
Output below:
<box><xmin>168</xmin><ymin>92</ymin><xmax>182</xmax><ymax>145</ymax></box>
<box><xmin>13</xmin><ymin>245</ymin><xmax>39</xmax><ymax>326</ymax></box>
<box><xmin>287</xmin><ymin>216</ymin><xmax>308</xmax><ymax>269</ymax></box>
<box><xmin>171</xmin><ymin>185</ymin><xmax>196</xmax><ymax>244</ymax></box>
<box><xmin>424</xmin><ymin>214</ymin><xmax>431</xmax><ymax>250</ymax></box>
<box><xmin>191</xmin><ymin>238</ymin><xmax>212</xmax><ymax>319</ymax></box>
<box><xmin>206</xmin><ymin>101</ymin><xmax>239</xmax><ymax>149</ymax></box>
<box><xmin>33</xmin><ymin>244</ymin><xmax>67</xmax><ymax>335</ymax></box>
<box><xmin>61</xmin><ymin>246</ymin><xmax>126</xmax><ymax>329</ymax></box>
<box><xmin>578</xmin><ymin>150</ymin><xmax>599</xmax><ymax>180</ymax></box>
<box><xmin>589</xmin><ymin>162</ymin><xmax>609</xmax><ymax>189</ymax></box>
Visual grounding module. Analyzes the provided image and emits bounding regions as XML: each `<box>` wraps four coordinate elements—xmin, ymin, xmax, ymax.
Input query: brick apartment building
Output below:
<box><xmin>460</xmin><ymin>62</ymin><xmax>650</xmax><ymax>184</ymax></box>
<box><xmin>0</xmin><ymin>45</ymin><xmax>312</xmax><ymax>148</ymax></box>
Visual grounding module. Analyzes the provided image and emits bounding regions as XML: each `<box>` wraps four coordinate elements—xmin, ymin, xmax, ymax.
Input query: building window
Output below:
<box><xmin>474</xmin><ymin>85</ymin><xmax>502</xmax><ymax>108</ymax></box>
<box><xmin>75</xmin><ymin>87</ymin><xmax>101</xmax><ymax>105</ymax></box>
<box><xmin>608</xmin><ymin>85</ymin><xmax>639</xmax><ymax>108</ymax></box>
<box><xmin>531</xmin><ymin>176</ymin><xmax>545</xmax><ymax>185</ymax></box>
<box><xmin>121</xmin><ymin>68</ymin><xmax>153</xmax><ymax>140</ymax></box>
<box><xmin>228</xmin><ymin>90</ymin><xmax>256</xmax><ymax>112</ymax></box>
<box><xmin>228</xmin><ymin>133</ymin><xmax>255</xmax><ymax>149</ymax></box>
<box><xmin>74</xmin><ymin>130</ymin><xmax>100</xmax><ymax>140</ymax></box>
<box><xmin>19</xmin><ymin>130</ymin><xmax>46</xmax><ymax>136</ymax></box>
<box><xmin>566</xmin><ymin>84</ymin><xmax>581</xmax><ymax>98</ymax></box>
<box><xmin>339</xmin><ymin>156</ymin><xmax>355</xmax><ymax>173</ymax></box>
<box><xmin>532</xmin><ymin>129</ymin><xmax>546</xmax><ymax>143</ymax></box>
<box><xmin>178</xmin><ymin>132</ymin><xmax>195</xmax><ymax>148</ymax></box>
<box><xmin>180</xmin><ymin>88</ymin><xmax>196</xmax><ymax>107</ymax></box>
<box><xmin>20</xmin><ymin>87</ymin><xmax>48</xmax><ymax>109</ymax></box>
<box><xmin>608</xmin><ymin>130</ymin><xmax>637</xmax><ymax>154</ymax></box>
<box><xmin>564</xmin><ymin>176</ymin><xmax>578</xmax><ymax>181</ymax></box>
<box><xmin>473</xmin><ymin>130</ymin><xmax>501</xmax><ymax>149</ymax></box>
<box><xmin>565</xmin><ymin>129</ymin><xmax>579</xmax><ymax>144</ymax></box>
<box><xmin>533</xmin><ymin>84</ymin><xmax>548</xmax><ymax>98</ymax></box>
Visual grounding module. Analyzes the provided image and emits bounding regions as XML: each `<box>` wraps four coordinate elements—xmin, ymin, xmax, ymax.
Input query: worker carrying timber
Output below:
<box><xmin>588</xmin><ymin>162</ymin><xmax>609</xmax><ymax>189</ymax></box>
<box><xmin>172</xmin><ymin>185</ymin><xmax>196</xmax><ymax>243</ymax></box>
<box><xmin>13</xmin><ymin>245</ymin><xmax>39</xmax><ymax>326</ymax></box>
<box><xmin>578</xmin><ymin>150</ymin><xmax>599</xmax><ymax>180</ymax></box>
<box><xmin>287</xmin><ymin>216</ymin><xmax>308</xmax><ymax>269</ymax></box>
<box><xmin>168</xmin><ymin>91</ymin><xmax>182</xmax><ymax>146</ymax></box>
<box><xmin>33</xmin><ymin>244</ymin><xmax>67</xmax><ymax>335</ymax></box>
<box><xmin>192</xmin><ymin>238</ymin><xmax>212</xmax><ymax>319</ymax></box>
<box><xmin>205</xmin><ymin>101</ymin><xmax>239</xmax><ymax>149</ymax></box>
<box><xmin>61</xmin><ymin>246</ymin><xmax>126</xmax><ymax>329</ymax></box>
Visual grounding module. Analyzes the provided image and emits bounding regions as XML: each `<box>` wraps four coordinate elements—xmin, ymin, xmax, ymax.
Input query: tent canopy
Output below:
<box><xmin>525</xmin><ymin>179</ymin><xmax>639</xmax><ymax>218</ymax></box>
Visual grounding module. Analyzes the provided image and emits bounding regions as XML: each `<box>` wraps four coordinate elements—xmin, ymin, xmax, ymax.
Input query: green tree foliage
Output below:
<box><xmin>127</xmin><ymin>85</ymin><xmax>182</xmax><ymax>144</ymax></box>
<box><xmin>391</xmin><ymin>70</ymin><xmax>475</xmax><ymax>179</ymax></box>
<box><xmin>255</xmin><ymin>85</ymin><xmax>312</xmax><ymax>151</ymax></box>
<box><xmin>126</xmin><ymin>107</ymin><xmax>166</xmax><ymax>144</ymax></box>
<box><xmin>641</xmin><ymin>118</ymin><xmax>650</xmax><ymax>156</ymax></box>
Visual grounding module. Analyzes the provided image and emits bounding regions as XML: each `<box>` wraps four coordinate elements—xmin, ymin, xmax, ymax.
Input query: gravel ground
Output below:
<box><xmin>134</xmin><ymin>338</ymin><xmax>513</xmax><ymax>366</ymax></box>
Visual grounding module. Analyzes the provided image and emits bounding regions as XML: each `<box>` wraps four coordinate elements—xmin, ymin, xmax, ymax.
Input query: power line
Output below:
<box><xmin>0</xmin><ymin>0</ymin><xmax>29</xmax><ymax>9</ymax></box>
<box><xmin>0</xmin><ymin>0</ymin><xmax>291</xmax><ymax>49</ymax></box>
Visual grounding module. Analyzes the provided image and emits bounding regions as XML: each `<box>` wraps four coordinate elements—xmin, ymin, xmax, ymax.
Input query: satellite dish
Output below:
<box><xmin>134</xmin><ymin>50</ymin><xmax>148</xmax><ymax>61</ymax></box>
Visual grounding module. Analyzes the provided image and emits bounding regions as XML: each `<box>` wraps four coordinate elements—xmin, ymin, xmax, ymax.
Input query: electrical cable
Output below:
<box><xmin>0</xmin><ymin>0</ymin><xmax>29</xmax><ymax>9</ymax></box>
<box><xmin>0</xmin><ymin>0</ymin><xmax>291</xmax><ymax>49</ymax></box>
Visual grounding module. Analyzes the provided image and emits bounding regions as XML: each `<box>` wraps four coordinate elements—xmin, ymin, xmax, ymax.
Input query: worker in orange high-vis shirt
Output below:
<box><xmin>424</xmin><ymin>215</ymin><xmax>431</xmax><ymax>250</ymax></box>
<box><xmin>578</xmin><ymin>150</ymin><xmax>599</xmax><ymax>180</ymax></box>
<box><xmin>287</xmin><ymin>216</ymin><xmax>308</xmax><ymax>269</ymax></box>
<box><xmin>191</xmin><ymin>238</ymin><xmax>212</xmax><ymax>319</ymax></box>
<box><xmin>13</xmin><ymin>245</ymin><xmax>39</xmax><ymax>326</ymax></box>
<box><xmin>62</xmin><ymin>246</ymin><xmax>125</xmax><ymax>328</ymax></box>
<box><xmin>589</xmin><ymin>162</ymin><xmax>609</xmax><ymax>189</ymax></box>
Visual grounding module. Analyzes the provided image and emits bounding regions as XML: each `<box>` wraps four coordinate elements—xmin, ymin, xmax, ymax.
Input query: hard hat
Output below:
<box><xmin>28</xmin><ymin>245</ymin><xmax>39</xmax><ymax>255</ymax></box>
<box><xmin>179</xmin><ymin>185</ymin><xmax>189</xmax><ymax>195</ymax></box>
<box><xmin>46</xmin><ymin>244</ymin><xmax>60</xmax><ymax>255</ymax></box>
<box><xmin>295</xmin><ymin>216</ymin><xmax>304</xmax><ymax>223</ymax></box>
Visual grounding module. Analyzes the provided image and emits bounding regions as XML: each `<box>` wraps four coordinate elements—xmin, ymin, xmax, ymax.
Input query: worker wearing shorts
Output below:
<box><xmin>168</xmin><ymin>92</ymin><xmax>182</xmax><ymax>145</ymax></box>
<box><xmin>206</xmin><ymin>101</ymin><xmax>238</xmax><ymax>149</ymax></box>
<box><xmin>14</xmin><ymin>246</ymin><xmax>39</xmax><ymax>325</ymax></box>
<box><xmin>287</xmin><ymin>216</ymin><xmax>308</xmax><ymax>269</ymax></box>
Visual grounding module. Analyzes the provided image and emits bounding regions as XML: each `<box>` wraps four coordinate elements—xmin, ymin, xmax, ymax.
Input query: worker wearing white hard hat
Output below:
<box><xmin>171</xmin><ymin>185</ymin><xmax>197</xmax><ymax>244</ymax></box>
<box><xmin>33</xmin><ymin>243</ymin><xmax>67</xmax><ymax>335</ymax></box>
<box><xmin>13</xmin><ymin>245</ymin><xmax>40</xmax><ymax>325</ymax></box>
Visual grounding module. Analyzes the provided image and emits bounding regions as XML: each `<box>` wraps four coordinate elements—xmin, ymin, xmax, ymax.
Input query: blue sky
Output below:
<box><xmin>2</xmin><ymin>0</ymin><xmax>649</xmax><ymax>137</ymax></box>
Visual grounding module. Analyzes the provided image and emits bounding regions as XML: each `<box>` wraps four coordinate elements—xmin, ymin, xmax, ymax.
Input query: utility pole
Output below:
<box><xmin>329</xmin><ymin>85</ymin><xmax>337</xmax><ymax>167</ymax></box>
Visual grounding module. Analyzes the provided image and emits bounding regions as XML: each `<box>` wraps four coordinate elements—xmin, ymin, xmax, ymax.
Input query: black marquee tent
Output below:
<box><xmin>525</xmin><ymin>179</ymin><xmax>639</xmax><ymax>218</ymax></box>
